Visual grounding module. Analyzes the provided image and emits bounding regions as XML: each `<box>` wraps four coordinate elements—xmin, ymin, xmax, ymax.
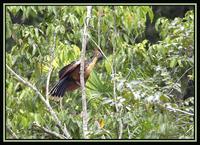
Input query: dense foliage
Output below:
<box><xmin>5</xmin><ymin>6</ymin><xmax>194</xmax><ymax>139</ymax></box>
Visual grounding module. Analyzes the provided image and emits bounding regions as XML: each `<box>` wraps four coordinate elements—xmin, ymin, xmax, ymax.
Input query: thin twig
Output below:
<box><xmin>88</xmin><ymin>34</ymin><xmax>112</xmax><ymax>68</ymax></box>
<box><xmin>185</xmin><ymin>126</ymin><xmax>194</xmax><ymax>135</ymax></box>
<box><xmin>80</xmin><ymin>6</ymin><xmax>92</xmax><ymax>139</ymax></box>
<box><xmin>6</xmin><ymin>64</ymin><xmax>72</xmax><ymax>139</ymax></box>
<box><xmin>46</xmin><ymin>32</ymin><xmax>56</xmax><ymax>102</ymax></box>
<box><xmin>112</xmin><ymin>6</ymin><xmax>118</xmax><ymax>113</ymax></box>
<box><xmin>166</xmin><ymin>105</ymin><xmax>194</xmax><ymax>116</ymax></box>
<box><xmin>97</xmin><ymin>7</ymin><xmax>102</xmax><ymax>47</ymax></box>
<box><xmin>118</xmin><ymin>109</ymin><xmax>123</xmax><ymax>139</ymax></box>
<box><xmin>6</xmin><ymin>126</ymin><xmax>18</xmax><ymax>139</ymax></box>
<box><xmin>32</xmin><ymin>122</ymin><xmax>67</xmax><ymax>139</ymax></box>
<box><xmin>112</xmin><ymin>6</ymin><xmax>123</xmax><ymax>139</ymax></box>
<box><xmin>168</xmin><ymin>66</ymin><xmax>193</xmax><ymax>95</ymax></box>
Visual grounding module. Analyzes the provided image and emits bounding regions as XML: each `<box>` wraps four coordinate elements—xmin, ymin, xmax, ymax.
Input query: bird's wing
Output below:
<box><xmin>59</xmin><ymin>60</ymin><xmax>81</xmax><ymax>80</ymax></box>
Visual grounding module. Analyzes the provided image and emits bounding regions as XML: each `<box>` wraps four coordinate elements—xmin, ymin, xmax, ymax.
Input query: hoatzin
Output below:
<box><xmin>48</xmin><ymin>48</ymin><xmax>103</xmax><ymax>101</ymax></box>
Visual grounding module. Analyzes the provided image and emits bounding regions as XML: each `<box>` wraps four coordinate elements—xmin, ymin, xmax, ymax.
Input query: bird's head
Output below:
<box><xmin>94</xmin><ymin>48</ymin><xmax>103</xmax><ymax>60</ymax></box>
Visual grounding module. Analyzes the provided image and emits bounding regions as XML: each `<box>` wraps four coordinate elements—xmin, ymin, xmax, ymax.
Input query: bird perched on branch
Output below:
<box><xmin>48</xmin><ymin>48</ymin><xmax>103</xmax><ymax>101</ymax></box>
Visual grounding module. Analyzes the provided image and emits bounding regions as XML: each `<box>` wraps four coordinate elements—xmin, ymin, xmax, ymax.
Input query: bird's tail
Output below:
<box><xmin>48</xmin><ymin>77</ymin><xmax>68</xmax><ymax>101</ymax></box>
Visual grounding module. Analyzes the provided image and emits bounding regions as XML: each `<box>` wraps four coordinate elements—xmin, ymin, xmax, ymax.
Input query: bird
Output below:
<box><xmin>48</xmin><ymin>48</ymin><xmax>103</xmax><ymax>101</ymax></box>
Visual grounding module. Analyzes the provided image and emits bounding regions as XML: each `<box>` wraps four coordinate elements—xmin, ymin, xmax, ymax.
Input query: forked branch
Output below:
<box><xmin>6</xmin><ymin>64</ymin><xmax>72</xmax><ymax>139</ymax></box>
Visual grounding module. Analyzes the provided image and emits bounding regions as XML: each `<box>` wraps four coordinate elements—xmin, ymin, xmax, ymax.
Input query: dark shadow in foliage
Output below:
<box><xmin>144</xmin><ymin>6</ymin><xmax>194</xmax><ymax>44</ymax></box>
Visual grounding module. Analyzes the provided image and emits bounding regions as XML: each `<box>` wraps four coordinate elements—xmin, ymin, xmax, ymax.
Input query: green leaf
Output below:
<box><xmin>34</xmin><ymin>28</ymin><xmax>39</xmax><ymax>38</ymax></box>
<box><xmin>177</xmin><ymin>59</ymin><xmax>183</xmax><ymax>67</ymax></box>
<box><xmin>159</xmin><ymin>95</ymin><xmax>171</xmax><ymax>103</ymax></box>
<box><xmin>32</xmin><ymin>44</ymin><xmax>37</xmax><ymax>56</ymax></box>
<box><xmin>169</xmin><ymin>58</ymin><xmax>177</xmax><ymax>68</ymax></box>
<box><xmin>104</xmin><ymin>57</ymin><xmax>112</xmax><ymax>74</ymax></box>
<box><xmin>147</xmin><ymin>7</ymin><xmax>154</xmax><ymax>23</ymax></box>
<box><xmin>46</xmin><ymin>24</ymin><xmax>53</xmax><ymax>36</ymax></box>
<box><xmin>60</xmin><ymin>25</ymin><xmax>65</xmax><ymax>34</ymax></box>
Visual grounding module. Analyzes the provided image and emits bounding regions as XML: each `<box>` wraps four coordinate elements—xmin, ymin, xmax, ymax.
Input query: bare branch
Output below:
<box><xmin>32</xmin><ymin>122</ymin><xmax>67</xmax><ymax>139</ymax></box>
<box><xmin>6</xmin><ymin>64</ymin><xmax>72</xmax><ymax>139</ymax></box>
<box><xmin>168</xmin><ymin>66</ymin><xmax>193</xmax><ymax>95</ymax></box>
<box><xmin>166</xmin><ymin>105</ymin><xmax>194</xmax><ymax>116</ymax></box>
<box><xmin>118</xmin><ymin>110</ymin><xmax>123</xmax><ymax>139</ymax></box>
<box><xmin>88</xmin><ymin>34</ymin><xmax>111</xmax><ymax>67</ymax></box>
<box><xmin>97</xmin><ymin>7</ymin><xmax>103</xmax><ymax>47</ymax></box>
<box><xmin>112</xmin><ymin>6</ymin><xmax>123</xmax><ymax>139</ymax></box>
<box><xmin>112</xmin><ymin>8</ymin><xmax>118</xmax><ymax>113</ymax></box>
<box><xmin>6</xmin><ymin>126</ymin><xmax>18</xmax><ymax>139</ymax></box>
<box><xmin>80</xmin><ymin>6</ymin><xmax>92</xmax><ymax>139</ymax></box>
<box><xmin>46</xmin><ymin>32</ymin><xmax>56</xmax><ymax>102</ymax></box>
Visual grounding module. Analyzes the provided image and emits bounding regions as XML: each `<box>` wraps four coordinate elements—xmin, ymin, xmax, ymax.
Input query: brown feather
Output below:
<box><xmin>59</xmin><ymin>60</ymin><xmax>81</xmax><ymax>79</ymax></box>
<box><xmin>49</xmin><ymin>49</ymin><xmax>103</xmax><ymax>101</ymax></box>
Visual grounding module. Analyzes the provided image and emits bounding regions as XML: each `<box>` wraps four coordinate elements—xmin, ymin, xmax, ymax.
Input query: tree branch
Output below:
<box><xmin>46</xmin><ymin>32</ymin><xmax>56</xmax><ymax>102</ymax></box>
<box><xmin>6</xmin><ymin>126</ymin><xmax>18</xmax><ymax>139</ymax></box>
<box><xmin>32</xmin><ymin>122</ymin><xmax>67</xmax><ymax>139</ymax></box>
<box><xmin>112</xmin><ymin>6</ymin><xmax>118</xmax><ymax>113</ymax></box>
<box><xmin>6</xmin><ymin>64</ymin><xmax>72</xmax><ymax>139</ymax></box>
<box><xmin>80</xmin><ymin>6</ymin><xmax>92</xmax><ymax>139</ymax></box>
<box><xmin>166</xmin><ymin>105</ymin><xmax>194</xmax><ymax>116</ymax></box>
<box><xmin>97</xmin><ymin>7</ymin><xmax>103</xmax><ymax>47</ymax></box>
<box><xmin>168</xmin><ymin>66</ymin><xmax>193</xmax><ymax>95</ymax></box>
<box><xmin>112</xmin><ymin>6</ymin><xmax>123</xmax><ymax>139</ymax></box>
<box><xmin>88</xmin><ymin>34</ymin><xmax>112</xmax><ymax>68</ymax></box>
